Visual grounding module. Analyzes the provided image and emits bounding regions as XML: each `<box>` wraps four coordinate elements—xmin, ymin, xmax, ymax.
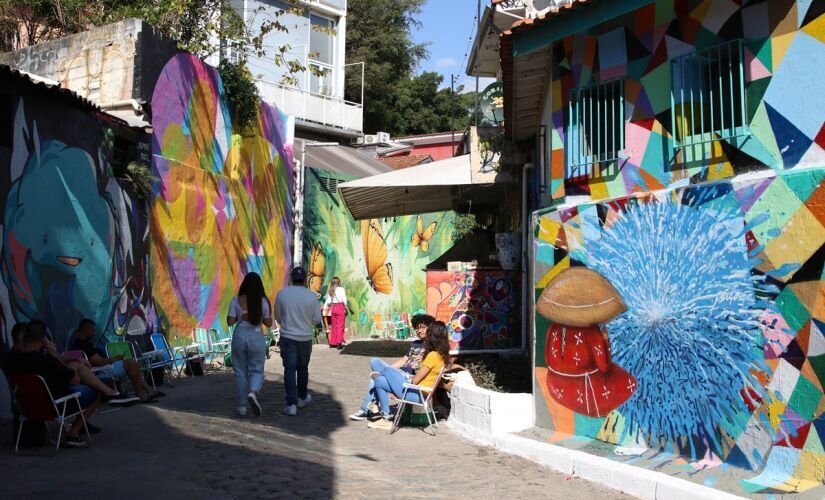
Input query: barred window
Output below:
<box><xmin>671</xmin><ymin>40</ymin><xmax>749</xmax><ymax>158</ymax></box>
<box><xmin>566</xmin><ymin>79</ymin><xmax>625</xmax><ymax>180</ymax></box>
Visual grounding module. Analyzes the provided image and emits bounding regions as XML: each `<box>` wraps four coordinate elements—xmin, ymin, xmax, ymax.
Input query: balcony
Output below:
<box><xmin>257</xmin><ymin>79</ymin><xmax>363</xmax><ymax>134</ymax></box>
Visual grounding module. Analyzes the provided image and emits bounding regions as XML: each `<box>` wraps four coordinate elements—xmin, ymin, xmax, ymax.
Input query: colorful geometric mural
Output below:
<box><xmin>150</xmin><ymin>53</ymin><xmax>294</xmax><ymax>337</ymax></box>
<box><xmin>302</xmin><ymin>168</ymin><xmax>455</xmax><ymax>336</ymax></box>
<box><xmin>543</xmin><ymin>0</ymin><xmax>825</xmax><ymax>202</ymax></box>
<box><xmin>534</xmin><ymin>168</ymin><xmax>825</xmax><ymax>490</ymax></box>
<box><xmin>427</xmin><ymin>270</ymin><xmax>520</xmax><ymax>352</ymax></box>
<box><xmin>0</xmin><ymin>93</ymin><xmax>154</xmax><ymax>349</ymax></box>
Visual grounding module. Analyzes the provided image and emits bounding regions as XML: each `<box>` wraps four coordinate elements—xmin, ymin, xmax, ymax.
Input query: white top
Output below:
<box><xmin>275</xmin><ymin>286</ymin><xmax>323</xmax><ymax>341</ymax></box>
<box><xmin>228</xmin><ymin>296</ymin><xmax>271</xmax><ymax>328</ymax></box>
<box><xmin>323</xmin><ymin>287</ymin><xmax>347</xmax><ymax>308</ymax></box>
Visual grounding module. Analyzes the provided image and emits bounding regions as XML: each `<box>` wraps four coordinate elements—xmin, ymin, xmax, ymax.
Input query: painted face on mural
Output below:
<box><xmin>2</xmin><ymin>132</ymin><xmax>115</xmax><ymax>347</ymax></box>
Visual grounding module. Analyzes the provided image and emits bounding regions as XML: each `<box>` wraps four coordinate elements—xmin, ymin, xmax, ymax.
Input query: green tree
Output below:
<box><xmin>384</xmin><ymin>71</ymin><xmax>480</xmax><ymax>136</ymax></box>
<box><xmin>345</xmin><ymin>0</ymin><xmax>428</xmax><ymax>134</ymax></box>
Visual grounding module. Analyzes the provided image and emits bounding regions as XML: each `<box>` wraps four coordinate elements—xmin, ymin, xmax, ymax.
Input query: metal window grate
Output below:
<box><xmin>566</xmin><ymin>79</ymin><xmax>625</xmax><ymax>180</ymax></box>
<box><xmin>671</xmin><ymin>40</ymin><xmax>749</xmax><ymax>157</ymax></box>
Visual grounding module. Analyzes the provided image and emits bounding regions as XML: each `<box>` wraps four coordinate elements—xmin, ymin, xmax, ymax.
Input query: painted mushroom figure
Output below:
<box><xmin>537</xmin><ymin>267</ymin><xmax>637</xmax><ymax>418</ymax></box>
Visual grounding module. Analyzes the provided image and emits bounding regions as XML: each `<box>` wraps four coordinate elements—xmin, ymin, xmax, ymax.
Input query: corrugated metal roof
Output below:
<box><xmin>295</xmin><ymin>138</ymin><xmax>393</xmax><ymax>178</ymax></box>
<box><xmin>0</xmin><ymin>64</ymin><xmax>101</xmax><ymax>112</ymax></box>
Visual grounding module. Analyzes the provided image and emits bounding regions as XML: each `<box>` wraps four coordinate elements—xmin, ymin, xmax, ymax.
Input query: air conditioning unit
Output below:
<box><xmin>351</xmin><ymin>136</ymin><xmax>366</xmax><ymax>146</ymax></box>
<box><xmin>363</xmin><ymin>135</ymin><xmax>379</xmax><ymax>145</ymax></box>
<box><xmin>376</xmin><ymin>132</ymin><xmax>391</xmax><ymax>144</ymax></box>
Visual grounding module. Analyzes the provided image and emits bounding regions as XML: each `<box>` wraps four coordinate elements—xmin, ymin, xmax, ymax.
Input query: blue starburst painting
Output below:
<box><xmin>582</xmin><ymin>200</ymin><xmax>766</xmax><ymax>456</ymax></box>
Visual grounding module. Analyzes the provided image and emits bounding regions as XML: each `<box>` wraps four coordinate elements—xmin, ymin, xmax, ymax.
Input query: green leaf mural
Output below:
<box><xmin>303</xmin><ymin>168</ymin><xmax>456</xmax><ymax>336</ymax></box>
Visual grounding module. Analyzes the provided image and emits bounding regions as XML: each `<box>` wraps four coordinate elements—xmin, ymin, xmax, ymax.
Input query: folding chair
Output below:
<box><xmin>9</xmin><ymin>375</ymin><xmax>91</xmax><ymax>453</ymax></box>
<box><xmin>106</xmin><ymin>340</ymin><xmax>156</xmax><ymax>388</ymax></box>
<box><xmin>370</xmin><ymin>313</ymin><xmax>388</xmax><ymax>339</ymax></box>
<box><xmin>391</xmin><ymin>366</ymin><xmax>445</xmax><ymax>436</ymax></box>
<box><xmin>388</xmin><ymin>313</ymin><xmax>411</xmax><ymax>339</ymax></box>
<box><xmin>148</xmin><ymin>333</ymin><xmax>193</xmax><ymax>385</ymax></box>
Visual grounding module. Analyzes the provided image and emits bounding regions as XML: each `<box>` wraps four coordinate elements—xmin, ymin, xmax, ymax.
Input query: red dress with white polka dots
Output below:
<box><xmin>544</xmin><ymin>324</ymin><xmax>636</xmax><ymax>418</ymax></box>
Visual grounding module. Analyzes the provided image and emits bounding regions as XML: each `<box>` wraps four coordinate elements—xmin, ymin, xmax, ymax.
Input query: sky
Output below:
<box><xmin>412</xmin><ymin>0</ymin><xmax>497</xmax><ymax>91</ymax></box>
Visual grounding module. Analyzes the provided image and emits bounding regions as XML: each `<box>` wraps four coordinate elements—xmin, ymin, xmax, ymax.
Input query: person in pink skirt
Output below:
<box><xmin>323</xmin><ymin>277</ymin><xmax>348</xmax><ymax>350</ymax></box>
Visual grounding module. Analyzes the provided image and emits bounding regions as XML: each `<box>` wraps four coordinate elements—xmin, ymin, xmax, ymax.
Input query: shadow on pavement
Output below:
<box><xmin>339</xmin><ymin>340</ymin><xmax>410</xmax><ymax>358</ymax></box>
<box><xmin>0</xmin><ymin>369</ymin><xmax>342</xmax><ymax>499</ymax></box>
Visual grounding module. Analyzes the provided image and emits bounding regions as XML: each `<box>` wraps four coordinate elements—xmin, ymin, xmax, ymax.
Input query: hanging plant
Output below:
<box><xmin>219</xmin><ymin>59</ymin><xmax>260</xmax><ymax>133</ymax></box>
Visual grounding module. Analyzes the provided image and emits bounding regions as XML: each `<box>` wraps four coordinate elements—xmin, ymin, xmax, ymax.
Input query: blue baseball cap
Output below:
<box><xmin>291</xmin><ymin>266</ymin><xmax>307</xmax><ymax>281</ymax></box>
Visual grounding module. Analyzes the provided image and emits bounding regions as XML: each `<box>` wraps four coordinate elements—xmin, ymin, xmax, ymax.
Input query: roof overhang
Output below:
<box><xmin>467</xmin><ymin>3</ymin><xmax>527</xmax><ymax>78</ymax></box>
<box><xmin>296</xmin><ymin>139</ymin><xmax>392</xmax><ymax>177</ymax></box>
<box><xmin>338</xmin><ymin>154</ymin><xmax>515</xmax><ymax>220</ymax></box>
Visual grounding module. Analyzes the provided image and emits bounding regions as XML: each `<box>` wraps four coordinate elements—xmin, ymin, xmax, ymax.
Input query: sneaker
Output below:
<box><xmin>367</xmin><ymin>401</ymin><xmax>380</xmax><ymax>414</ymax></box>
<box><xmin>104</xmin><ymin>395</ymin><xmax>140</xmax><ymax>406</ymax></box>
<box><xmin>64</xmin><ymin>434</ymin><xmax>88</xmax><ymax>448</ymax></box>
<box><xmin>348</xmin><ymin>410</ymin><xmax>368</xmax><ymax>421</ymax></box>
<box><xmin>367</xmin><ymin>417</ymin><xmax>393</xmax><ymax>430</ymax></box>
<box><xmin>236</xmin><ymin>406</ymin><xmax>247</xmax><ymax>417</ymax></box>
<box><xmin>248</xmin><ymin>392</ymin><xmax>262</xmax><ymax>416</ymax></box>
<box><xmin>297</xmin><ymin>393</ymin><xmax>312</xmax><ymax>409</ymax></box>
<box><xmin>282</xmin><ymin>404</ymin><xmax>297</xmax><ymax>416</ymax></box>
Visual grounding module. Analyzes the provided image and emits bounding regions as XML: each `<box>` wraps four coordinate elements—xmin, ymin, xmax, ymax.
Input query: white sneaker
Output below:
<box><xmin>237</xmin><ymin>406</ymin><xmax>247</xmax><ymax>417</ymax></box>
<box><xmin>297</xmin><ymin>393</ymin><xmax>312</xmax><ymax>409</ymax></box>
<box><xmin>282</xmin><ymin>404</ymin><xmax>297</xmax><ymax>416</ymax></box>
<box><xmin>247</xmin><ymin>392</ymin><xmax>262</xmax><ymax>416</ymax></box>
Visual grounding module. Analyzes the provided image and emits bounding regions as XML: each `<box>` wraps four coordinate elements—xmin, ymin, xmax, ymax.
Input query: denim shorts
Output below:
<box><xmin>66</xmin><ymin>384</ymin><xmax>98</xmax><ymax>409</ymax></box>
<box><xmin>110</xmin><ymin>360</ymin><xmax>127</xmax><ymax>379</ymax></box>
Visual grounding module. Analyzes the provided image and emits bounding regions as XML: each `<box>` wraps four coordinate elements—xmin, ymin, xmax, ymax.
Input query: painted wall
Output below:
<box><xmin>533</xmin><ymin>168</ymin><xmax>825</xmax><ymax>490</ymax></box>
<box><xmin>543</xmin><ymin>0</ymin><xmax>825</xmax><ymax>204</ymax></box>
<box><xmin>0</xmin><ymin>84</ymin><xmax>154</xmax><ymax>350</ymax></box>
<box><xmin>150</xmin><ymin>53</ymin><xmax>294</xmax><ymax>338</ymax></box>
<box><xmin>302</xmin><ymin>167</ymin><xmax>455</xmax><ymax>336</ymax></box>
<box><xmin>426</xmin><ymin>270</ymin><xmax>520</xmax><ymax>352</ymax></box>
<box><xmin>529</xmin><ymin>0</ymin><xmax>825</xmax><ymax>491</ymax></box>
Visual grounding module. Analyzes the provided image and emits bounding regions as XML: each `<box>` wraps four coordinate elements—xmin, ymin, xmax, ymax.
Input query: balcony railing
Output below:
<box><xmin>257</xmin><ymin>80</ymin><xmax>363</xmax><ymax>133</ymax></box>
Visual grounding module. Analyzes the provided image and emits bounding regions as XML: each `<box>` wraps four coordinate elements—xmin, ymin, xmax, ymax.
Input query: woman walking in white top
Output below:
<box><xmin>323</xmin><ymin>277</ymin><xmax>347</xmax><ymax>350</ymax></box>
<box><xmin>227</xmin><ymin>272</ymin><xmax>272</xmax><ymax>417</ymax></box>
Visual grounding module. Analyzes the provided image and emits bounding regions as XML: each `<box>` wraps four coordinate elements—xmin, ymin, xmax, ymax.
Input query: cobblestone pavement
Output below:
<box><xmin>0</xmin><ymin>342</ymin><xmax>633</xmax><ymax>499</ymax></box>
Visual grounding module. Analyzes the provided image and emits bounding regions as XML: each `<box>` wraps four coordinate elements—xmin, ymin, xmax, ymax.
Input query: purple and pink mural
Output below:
<box><xmin>150</xmin><ymin>53</ymin><xmax>294</xmax><ymax>337</ymax></box>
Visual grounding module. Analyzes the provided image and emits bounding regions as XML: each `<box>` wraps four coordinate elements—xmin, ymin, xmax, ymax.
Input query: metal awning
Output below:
<box><xmin>338</xmin><ymin>154</ymin><xmax>515</xmax><ymax>220</ymax></box>
<box><xmin>295</xmin><ymin>138</ymin><xmax>392</xmax><ymax>177</ymax></box>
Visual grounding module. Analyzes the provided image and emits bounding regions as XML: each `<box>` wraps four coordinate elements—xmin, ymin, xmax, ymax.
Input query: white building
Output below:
<box><xmin>222</xmin><ymin>0</ymin><xmax>363</xmax><ymax>137</ymax></box>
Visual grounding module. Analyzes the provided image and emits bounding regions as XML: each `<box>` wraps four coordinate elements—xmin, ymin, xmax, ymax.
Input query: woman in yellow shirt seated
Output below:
<box><xmin>367</xmin><ymin>321</ymin><xmax>450</xmax><ymax>427</ymax></box>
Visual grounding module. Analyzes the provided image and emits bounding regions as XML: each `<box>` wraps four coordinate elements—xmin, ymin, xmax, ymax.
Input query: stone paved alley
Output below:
<box><xmin>0</xmin><ymin>342</ymin><xmax>631</xmax><ymax>499</ymax></box>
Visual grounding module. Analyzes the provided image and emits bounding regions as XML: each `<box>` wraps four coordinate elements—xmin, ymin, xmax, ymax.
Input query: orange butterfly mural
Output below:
<box><xmin>361</xmin><ymin>219</ymin><xmax>393</xmax><ymax>294</ymax></box>
<box><xmin>411</xmin><ymin>215</ymin><xmax>437</xmax><ymax>253</ymax></box>
<box><xmin>307</xmin><ymin>242</ymin><xmax>325</xmax><ymax>293</ymax></box>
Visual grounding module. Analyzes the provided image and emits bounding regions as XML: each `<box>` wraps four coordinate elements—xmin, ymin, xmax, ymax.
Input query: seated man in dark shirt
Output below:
<box><xmin>72</xmin><ymin>319</ymin><xmax>162</xmax><ymax>402</ymax></box>
<box><xmin>4</xmin><ymin>321</ymin><xmax>99</xmax><ymax>447</ymax></box>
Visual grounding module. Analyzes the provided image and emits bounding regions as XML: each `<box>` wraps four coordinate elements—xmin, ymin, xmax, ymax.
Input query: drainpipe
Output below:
<box><xmin>522</xmin><ymin>161</ymin><xmax>534</xmax><ymax>359</ymax></box>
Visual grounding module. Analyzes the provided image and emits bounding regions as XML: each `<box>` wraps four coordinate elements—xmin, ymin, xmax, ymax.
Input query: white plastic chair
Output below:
<box><xmin>391</xmin><ymin>366</ymin><xmax>446</xmax><ymax>436</ymax></box>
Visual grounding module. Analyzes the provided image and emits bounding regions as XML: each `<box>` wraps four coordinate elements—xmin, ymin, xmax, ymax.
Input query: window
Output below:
<box><xmin>566</xmin><ymin>79</ymin><xmax>624</xmax><ymax>180</ymax></box>
<box><xmin>671</xmin><ymin>40</ymin><xmax>748</xmax><ymax>158</ymax></box>
<box><xmin>309</xmin><ymin>14</ymin><xmax>335</xmax><ymax>96</ymax></box>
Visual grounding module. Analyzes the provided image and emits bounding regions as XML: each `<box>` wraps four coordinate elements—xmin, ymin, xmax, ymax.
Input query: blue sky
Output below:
<box><xmin>413</xmin><ymin>0</ymin><xmax>495</xmax><ymax>91</ymax></box>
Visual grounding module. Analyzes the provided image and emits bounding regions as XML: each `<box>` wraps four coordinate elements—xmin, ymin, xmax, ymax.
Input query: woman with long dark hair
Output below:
<box><xmin>366</xmin><ymin>321</ymin><xmax>450</xmax><ymax>428</ymax></box>
<box><xmin>322</xmin><ymin>276</ymin><xmax>347</xmax><ymax>349</ymax></box>
<box><xmin>227</xmin><ymin>272</ymin><xmax>272</xmax><ymax>417</ymax></box>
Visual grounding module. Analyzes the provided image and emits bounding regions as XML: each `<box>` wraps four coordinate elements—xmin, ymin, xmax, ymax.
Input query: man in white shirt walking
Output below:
<box><xmin>275</xmin><ymin>267</ymin><xmax>323</xmax><ymax>416</ymax></box>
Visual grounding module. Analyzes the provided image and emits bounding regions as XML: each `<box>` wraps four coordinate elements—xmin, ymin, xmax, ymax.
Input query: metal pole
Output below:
<box><xmin>475</xmin><ymin>0</ymin><xmax>481</xmax><ymax>127</ymax></box>
<box><xmin>451</xmin><ymin>74</ymin><xmax>457</xmax><ymax>156</ymax></box>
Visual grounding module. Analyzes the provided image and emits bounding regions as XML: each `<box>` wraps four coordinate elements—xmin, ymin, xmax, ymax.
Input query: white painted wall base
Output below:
<box><xmin>449</xmin><ymin>380</ymin><xmax>533</xmax><ymax>435</ymax></box>
<box><xmin>447</xmin><ymin>419</ymin><xmax>746</xmax><ymax>500</ymax></box>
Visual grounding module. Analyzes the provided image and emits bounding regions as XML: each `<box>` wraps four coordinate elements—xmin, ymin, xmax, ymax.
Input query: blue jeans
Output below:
<box><xmin>359</xmin><ymin>358</ymin><xmax>394</xmax><ymax>411</ymax></box>
<box><xmin>67</xmin><ymin>384</ymin><xmax>98</xmax><ymax>409</ymax></box>
<box><xmin>373</xmin><ymin>365</ymin><xmax>421</xmax><ymax>415</ymax></box>
<box><xmin>279</xmin><ymin>337</ymin><xmax>312</xmax><ymax>405</ymax></box>
<box><xmin>231</xmin><ymin>325</ymin><xmax>266</xmax><ymax>408</ymax></box>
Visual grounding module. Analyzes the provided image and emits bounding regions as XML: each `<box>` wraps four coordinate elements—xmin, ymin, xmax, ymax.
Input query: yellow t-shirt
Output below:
<box><xmin>419</xmin><ymin>351</ymin><xmax>445</xmax><ymax>389</ymax></box>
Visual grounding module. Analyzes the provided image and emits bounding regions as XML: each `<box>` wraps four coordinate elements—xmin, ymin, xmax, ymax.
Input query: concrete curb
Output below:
<box><xmin>448</xmin><ymin>420</ymin><xmax>746</xmax><ymax>500</ymax></box>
